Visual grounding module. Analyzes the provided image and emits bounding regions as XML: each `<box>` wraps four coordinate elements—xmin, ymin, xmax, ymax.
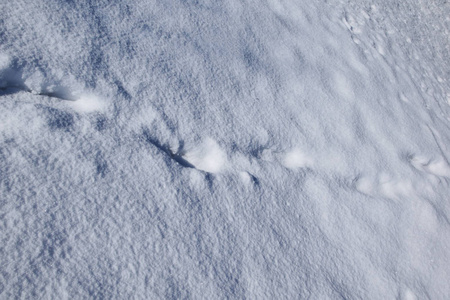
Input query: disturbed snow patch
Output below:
<box><xmin>0</xmin><ymin>53</ymin><xmax>106</xmax><ymax>113</ymax></box>
<box><xmin>410</xmin><ymin>155</ymin><xmax>450</xmax><ymax>178</ymax></box>
<box><xmin>355</xmin><ymin>173</ymin><xmax>415</xmax><ymax>200</ymax></box>
<box><xmin>183</xmin><ymin>138</ymin><xmax>227</xmax><ymax>173</ymax></box>
<box><xmin>68</xmin><ymin>93</ymin><xmax>106</xmax><ymax>113</ymax></box>
<box><xmin>281</xmin><ymin>148</ymin><xmax>313</xmax><ymax>170</ymax></box>
<box><xmin>0</xmin><ymin>53</ymin><xmax>11</xmax><ymax>74</ymax></box>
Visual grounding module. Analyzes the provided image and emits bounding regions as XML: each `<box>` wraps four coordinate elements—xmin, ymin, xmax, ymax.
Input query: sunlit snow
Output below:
<box><xmin>1</xmin><ymin>0</ymin><xmax>449</xmax><ymax>298</ymax></box>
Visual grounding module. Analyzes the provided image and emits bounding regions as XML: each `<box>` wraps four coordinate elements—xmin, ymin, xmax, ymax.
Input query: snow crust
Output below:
<box><xmin>1</xmin><ymin>0</ymin><xmax>450</xmax><ymax>298</ymax></box>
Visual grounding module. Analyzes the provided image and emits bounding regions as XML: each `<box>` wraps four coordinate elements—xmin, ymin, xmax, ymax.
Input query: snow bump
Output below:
<box><xmin>281</xmin><ymin>148</ymin><xmax>313</xmax><ymax>170</ymax></box>
<box><xmin>183</xmin><ymin>138</ymin><xmax>227</xmax><ymax>173</ymax></box>
<box><xmin>69</xmin><ymin>93</ymin><xmax>107</xmax><ymax>113</ymax></box>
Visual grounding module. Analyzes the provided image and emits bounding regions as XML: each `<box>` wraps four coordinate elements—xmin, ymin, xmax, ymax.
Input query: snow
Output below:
<box><xmin>183</xmin><ymin>138</ymin><xmax>227</xmax><ymax>173</ymax></box>
<box><xmin>1</xmin><ymin>0</ymin><xmax>450</xmax><ymax>298</ymax></box>
<box><xmin>69</xmin><ymin>93</ymin><xmax>107</xmax><ymax>113</ymax></box>
<box><xmin>281</xmin><ymin>148</ymin><xmax>313</xmax><ymax>170</ymax></box>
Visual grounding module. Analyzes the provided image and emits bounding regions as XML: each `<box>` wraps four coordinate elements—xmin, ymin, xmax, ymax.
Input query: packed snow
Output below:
<box><xmin>1</xmin><ymin>0</ymin><xmax>450</xmax><ymax>298</ymax></box>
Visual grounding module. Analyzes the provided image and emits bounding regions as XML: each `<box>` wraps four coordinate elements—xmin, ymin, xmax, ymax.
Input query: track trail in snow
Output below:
<box><xmin>1</xmin><ymin>0</ymin><xmax>450</xmax><ymax>298</ymax></box>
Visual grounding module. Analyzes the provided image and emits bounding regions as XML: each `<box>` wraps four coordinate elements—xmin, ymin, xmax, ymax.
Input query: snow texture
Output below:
<box><xmin>1</xmin><ymin>0</ymin><xmax>450</xmax><ymax>299</ymax></box>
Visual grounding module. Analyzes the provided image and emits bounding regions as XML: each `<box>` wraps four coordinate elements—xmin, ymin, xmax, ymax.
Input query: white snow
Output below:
<box><xmin>281</xmin><ymin>148</ymin><xmax>313</xmax><ymax>170</ymax></box>
<box><xmin>411</xmin><ymin>155</ymin><xmax>450</xmax><ymax>178</ymax></box>
<box><xmin>183</xmin><ymin>138</ymin><xmax>227</xmax><ymax>173</ymax></box>
<box><xmin>68</xmin><ymin>93</ymin><xmax>107</xmax><ymax>113</ymax></box>
<box><xmin>1</xmin><ymin>0</ymin><xmax>450</xmax><ymax>298</ymax></box>
<box><xmin>0</xmin><ymin>53</ymin><xmax>10</xmax><ymax>71</ymax></box>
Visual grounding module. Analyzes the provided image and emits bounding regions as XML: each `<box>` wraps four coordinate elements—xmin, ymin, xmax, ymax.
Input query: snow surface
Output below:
<box><xmin>1</xmin><ymin>0</ymin><xmax>450</xmax><ymax>298</ymax></box>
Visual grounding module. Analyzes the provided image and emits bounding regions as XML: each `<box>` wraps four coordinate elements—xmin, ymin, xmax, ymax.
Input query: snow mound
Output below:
<box><xmin>281</xmin><ymin>148</ymin><xmax>313</xmax><ymax>169</ymax></box>
<box><xmin>68</xmin><ymin>93</ymin><xmax>106</xmax><ymax>113</ymax></box>
<box><xmin>410</xmin><ymin>155</ymin><xmax>450</xmax><ymax>178</ymax></box>
<box><xmin>183</xmin><ymin>138</ymin><xmax>227</xmax><ymax>173</ymax></box>
<box><xmin>0</xmin><ymin>53</ymin><xmax>11</xmax><ymax>71</ymax></box>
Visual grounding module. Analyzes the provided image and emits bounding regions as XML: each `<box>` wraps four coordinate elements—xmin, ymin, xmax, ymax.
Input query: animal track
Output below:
<box><xmin>0</xmin><ymin>85</ymin><xmax>75</xmax><ymax>101</ymax></box>
<box><xmin>142</xmin><ymin>128</ymin><xmax>195</xmax><ymax>169</ymax></box>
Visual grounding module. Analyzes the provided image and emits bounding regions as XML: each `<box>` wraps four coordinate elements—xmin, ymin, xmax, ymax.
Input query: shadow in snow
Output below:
<box><xmin>0</xmin><ymin>85</ymin><xmax>76</xmax><ymax>101</ymax></box>
<box><xmin>142</xmin><ymin>128</ymin><xmax>195</xmax><ymax>169</ymax></box>
<box><xmin>1</xmin><ymin>59</ymin><xmax>75</xmax><ymax>101</ymax></box>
